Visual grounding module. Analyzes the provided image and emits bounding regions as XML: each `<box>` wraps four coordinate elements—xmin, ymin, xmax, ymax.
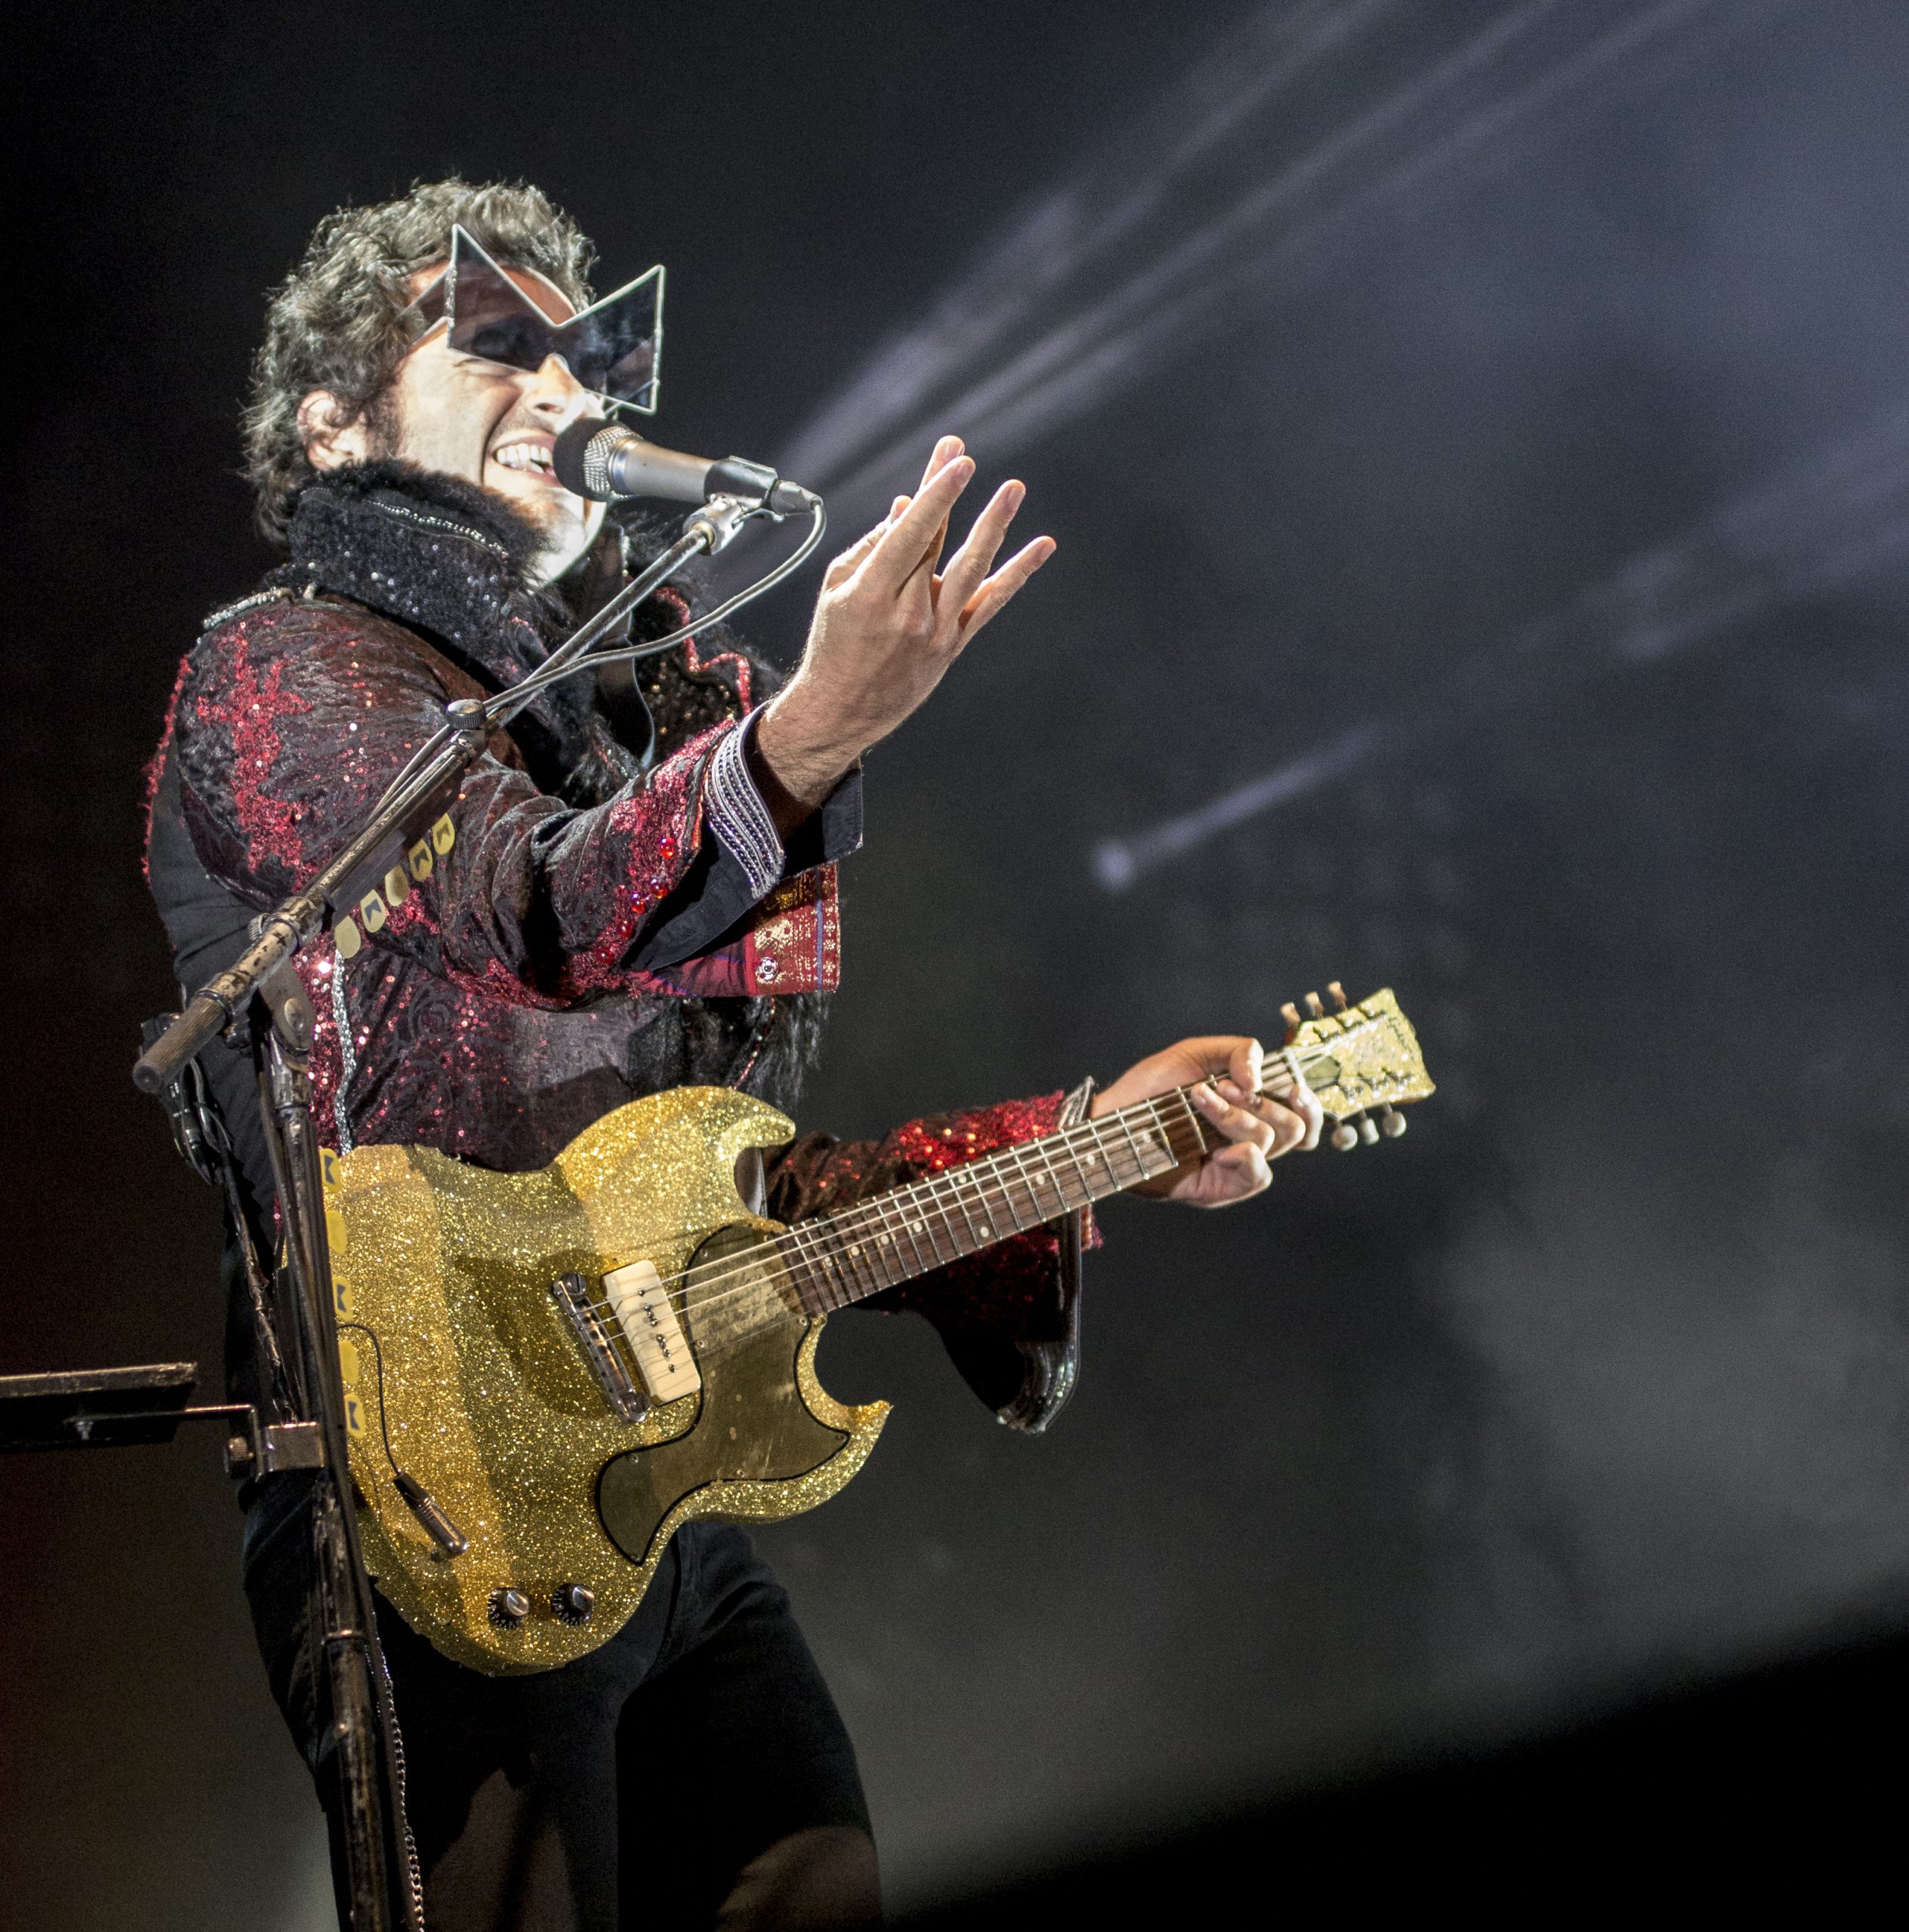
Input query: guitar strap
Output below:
<box><xmin>140</xmin><ymin>1012</ymin><xmax>293</xmax><ymax>1415</ymax></box>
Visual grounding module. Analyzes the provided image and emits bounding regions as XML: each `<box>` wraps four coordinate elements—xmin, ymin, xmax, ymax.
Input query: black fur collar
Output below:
<box><xmin>283</xmin><ymin>461</ymin><xmax>549</xmax><ymax>683</ymax></box>
<box><xmin>275</xmin><ymin>461</ymin><xmax>630</xmax><ymax>798</ymax></box>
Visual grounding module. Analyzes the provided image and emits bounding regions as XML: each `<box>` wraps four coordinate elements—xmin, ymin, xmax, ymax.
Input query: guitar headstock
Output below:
<box><xmin>1278</xmin><ymin>984</ymin><xmax>1433</xmax><ymax>1149</ymax></box>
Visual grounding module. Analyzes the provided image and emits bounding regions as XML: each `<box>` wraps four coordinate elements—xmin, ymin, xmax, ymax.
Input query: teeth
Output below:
<box><xmin>493</xmin><ymin>443</ymin><xmax>552</xmax><ymax>473</ymax></box>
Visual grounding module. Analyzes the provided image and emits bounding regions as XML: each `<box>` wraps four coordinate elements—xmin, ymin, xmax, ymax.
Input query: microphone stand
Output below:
<box><xmin>131</xmin><ymin>501</ymin><xmax>756</xmax><ymax>1932</ymax></box>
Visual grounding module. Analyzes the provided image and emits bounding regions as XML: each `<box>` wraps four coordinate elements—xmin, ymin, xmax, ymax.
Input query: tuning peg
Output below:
<box><xmin>1380</xmin><ymin>1106</ymin><xmax>1407</xmax><ymax>1140</ymax></box>
<box><xmin>1304</xmin><ymin>991</ymin><xmax>1325</xmax><ymax>1019</ymax></box>
<box><xmin>1330</xmin><ymin>1121</ymin><xmax>1360</xmax><ymax>1151</ymax></box>
<box><xmin>1358</xmin><ymin>1116</ymin><xmax>1381</xmax><ymax>1146</ymax></box>
<box><xmin>1281</xmin><ymin>1001</ymin><xmax>1303</xmax><ymax>1038</ymax></box>
<box><xmin>1326</xmin><ymin>981</ymin><xmax>1347</xmax><ymax>1011</ymax></box>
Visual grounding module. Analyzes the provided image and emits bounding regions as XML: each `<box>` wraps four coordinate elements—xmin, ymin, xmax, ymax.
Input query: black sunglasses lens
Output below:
<box><xmin>460</xmin><ymin>311</ymin><xmax>556</xmax><ymax>374</ymax></box>
<box><xmin>444</xmin><ymin>227</ymin><xmax>660</xmax><ymax>408</ymax></box>
<box><xmin>565</xmin><ymin>318</ymin><xmax>657</xmax><ymax>406</ymax></box>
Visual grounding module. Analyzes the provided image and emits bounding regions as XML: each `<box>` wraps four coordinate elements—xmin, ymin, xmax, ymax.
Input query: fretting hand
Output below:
<box><xmin>755</xmin><ymin>436</ymin><xmax>1055</xmax><ymax>811</ymax></box>
<box><xmin>1092</xmin><ymin>1036</ymin><xmax>1323</xmax><ymax>1207</ymax></box>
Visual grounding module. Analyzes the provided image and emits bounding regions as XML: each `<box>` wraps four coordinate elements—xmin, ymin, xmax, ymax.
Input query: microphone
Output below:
<box><xmin>553</xmin><ymin>419</ymin><xmax>819</xmax><ymax>514</ymax></box>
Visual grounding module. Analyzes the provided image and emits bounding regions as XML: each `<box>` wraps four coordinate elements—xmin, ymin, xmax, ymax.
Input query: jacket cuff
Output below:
<box><xmin>704</xmin><ymin>716</ymin><xmax>784</xmax><ymax>900</ymax></box>
<box><xmin>628</xmin><ymin>714</ymin><xmax>861</xmax><ymax>977</ymax></box>
<box><xmin>861</xmin><ymin>1081</ymin><xmax>1096</xmax><ymax>1435</ymax></box>
<box><xmin>994</xmin><ymin>1073</ymin><xmax>1094</xmax><ymax>1433</ymax></box>
<box><xmin>704</xmin><ymin>709</ymin><xmax>864</xmax><ymax>900</ymax></box>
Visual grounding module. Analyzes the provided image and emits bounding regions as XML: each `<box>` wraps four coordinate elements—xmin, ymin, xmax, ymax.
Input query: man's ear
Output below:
<box><xmin>297</xmin><ymin>389</ymin><xmax>374</xmax><ymax>472</ymax></box>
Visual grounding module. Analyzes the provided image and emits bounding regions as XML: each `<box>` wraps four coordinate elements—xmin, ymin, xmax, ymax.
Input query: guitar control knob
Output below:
<box><xmin>489</xmin><ymin>1586</ymin><xmax>531</xmax><ymax>1629</ymax></box>
<box><xmin>553</xmin><ymin>1583</ymin><xmax>596</xmax><ymax>1625</ymax></box>
<box><xmin>1331</xmin><ymin>1123</ymin><xmax>1360</xmax><ymax>1152</ymax></box>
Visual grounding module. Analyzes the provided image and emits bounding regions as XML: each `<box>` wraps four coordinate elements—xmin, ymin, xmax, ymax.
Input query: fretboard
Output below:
<box><xmin>772</xmin><ymin>1086</ymin><xmax>1218</xmax><ymax>1315</ymax></box>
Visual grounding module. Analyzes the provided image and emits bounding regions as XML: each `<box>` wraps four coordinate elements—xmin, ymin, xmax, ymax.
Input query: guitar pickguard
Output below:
<box><xmin>597</xmin><ymin>1224</ymin><xmax>854</xmax><ymax>1565</ymax></box>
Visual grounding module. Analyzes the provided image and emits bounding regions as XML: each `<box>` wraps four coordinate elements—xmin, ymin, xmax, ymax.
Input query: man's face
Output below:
<box><xmin>302</xmin><ymin>262</ymin><xmax>607</xmax><ymax>583</ymax></box>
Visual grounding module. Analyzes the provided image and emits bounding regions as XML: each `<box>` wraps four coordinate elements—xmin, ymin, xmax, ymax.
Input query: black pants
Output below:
<box><xmin>242</xmin><ymin>1474</ymin><xmax>871</xmax><ymax>1930</ymax></box>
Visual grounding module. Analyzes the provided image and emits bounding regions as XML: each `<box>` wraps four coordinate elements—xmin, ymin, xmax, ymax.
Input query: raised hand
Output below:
<box><xmin>1092</xmin><ymin>1035</ymin><xmax>1324</xmax><ymax>1207</ymax></box>
<box><xmin>755</xmin><ymin>436</ymin><xmax>1055</xmax><ymax>811</ymax></box>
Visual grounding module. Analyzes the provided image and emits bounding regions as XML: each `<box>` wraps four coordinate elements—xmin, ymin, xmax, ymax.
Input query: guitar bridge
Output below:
<box><xmin>550</xmin><ymin>1273</ymin><xmax>649</xmax><ymax>1423</ymax></box>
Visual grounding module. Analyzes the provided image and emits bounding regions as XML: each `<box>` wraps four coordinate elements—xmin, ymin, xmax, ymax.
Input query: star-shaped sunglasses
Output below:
<box><xmin>399</xmin><ymin>224</ymin><xmax>664</xmax><ymax>414</ymax></box>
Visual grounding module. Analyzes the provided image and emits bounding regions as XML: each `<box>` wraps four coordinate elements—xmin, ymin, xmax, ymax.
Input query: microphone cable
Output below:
<box><xmin>368</xmin><ymin>496</ymin><xmax>826</xmax><ymax>821</ymax></box>
<box><xmin>494</xmin><ymin>497</ymin><xmax>827</xmax><ymax>718</ymax></box>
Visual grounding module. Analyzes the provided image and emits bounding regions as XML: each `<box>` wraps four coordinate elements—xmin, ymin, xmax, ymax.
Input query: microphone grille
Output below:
<box><xmin>553</xmin><ymin>419</ymin><xmax>624</xmax><ymax>500</ymax></box>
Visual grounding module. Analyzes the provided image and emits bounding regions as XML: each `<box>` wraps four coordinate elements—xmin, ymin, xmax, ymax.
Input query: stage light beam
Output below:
<box><xmin>787</xmin><ymin>0</ymin><xmax>1788</xmax><ymax>522</ymax></box>
<box><xmin>1092</xmin><ymin>408</ymin><xmax>1909</xmax><ymax>890</ymax></box>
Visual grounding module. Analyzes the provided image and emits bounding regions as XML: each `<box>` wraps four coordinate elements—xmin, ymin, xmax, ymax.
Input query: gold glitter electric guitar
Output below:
<box><xmin>322</xmin><ymin>985</ymin><xmax>1432</xmax><ymax>1672</ymax></box>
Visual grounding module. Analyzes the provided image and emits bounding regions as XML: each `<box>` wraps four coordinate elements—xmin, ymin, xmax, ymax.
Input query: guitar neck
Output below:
<box><xmin>765</xmin><ymin>989</ymin><xmax>1430</xmax><ymax>1316</ymax></box>
<box><xmin>774</xmin><ymin>1078</ymin><xmax>1245</xmax><ymax>1316</ymax></box>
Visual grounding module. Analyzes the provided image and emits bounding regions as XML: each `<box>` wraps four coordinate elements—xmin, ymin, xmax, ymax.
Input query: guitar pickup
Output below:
<box><xmin>601</xmin><ymin>1260</ymin><xmax>702</xmax><ymax>1404</ymax></box>
<box><xmin>550</xmin><ymin>1273</ymin><xmax>649</xmax><ymax>1423</ymax></box>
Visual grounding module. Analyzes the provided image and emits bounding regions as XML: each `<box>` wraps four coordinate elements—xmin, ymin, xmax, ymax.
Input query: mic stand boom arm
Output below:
<box><xmin>128</xmin><ymin>506</ymin><xmax>747</xmax><ymax>1932</ymax></box>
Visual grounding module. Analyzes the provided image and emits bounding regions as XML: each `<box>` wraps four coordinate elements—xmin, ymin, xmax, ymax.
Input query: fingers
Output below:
<box><xmin>1171</xmin><ymin>1136</ymin><xmax>1273</xmax><ymax>1204</ymax></box>
<box><xmin>1205</xmin><ymin>1140</ymin><xmax>1274</xmax><ymax>1198</ymax></box>
<box><xmin>919</xmin><ymin>436</ymin><xmax>963</xmax><ymax>493</ymax></box>
<box><xmin>958</xmin><ymin>535</ymin><xmax>1058</xmax><ymax>640</ymax></box>
<box><xmin>1209</xmin><ymin>1035</ymin><xmax>1321</xmax><ymax>1156</ymax></box>
<box><xmin>1251</xmin><ymin>1037</ymin><xmax>1323</xmax><ymax>1153</ymax></box>
<box><xmin>825</xmin><ymin>497</ymin><xmax>910</xmax><ymax>585</ymax></box>
<box><xmin>1228</xmin><ymin>1037</ymin><xmax>1264</xmax><ymax>1100</ymax></box>
<box><xmin>916</xmin><ymin>438</ymin><xmax>962</xmax><ymax>578</ymax></box>
<box><xmin>1214</xmin><ymin>1076</ymin><xmax>1314</xmax><ymax>1158</ymax></box>
<box><xmin>934</xmin><ymin>471</ymin><xmax>1052</xmax><ymax>641</ymax></box>
<box><xmin>934</xmin><ymin>475</ymin><xmax>1022</xmax><ymax>603</ymax></box>
<box><xmin>904</xmin><ymin>438</ymin><xmax>962</xmax><ymax>583</ymax></box>
<box><xmin>863</xmin><ymin>451</ymin><xmax>975</xmax><ymax>594</ymax></box>
<box><xmin>904</xmin><ymin>470</ymin><xmax>1021</xmax><ymax>615</ymax></box>
<box><xmin>1269</xmin><ymin>1072</ymin><xmax>1325</xmax><ymax>1152</ymax></box>
<box><xmin>1191</xmin><ymin>1079</ymin><xmax>1278</xmax><ymax>1156</ymax></box>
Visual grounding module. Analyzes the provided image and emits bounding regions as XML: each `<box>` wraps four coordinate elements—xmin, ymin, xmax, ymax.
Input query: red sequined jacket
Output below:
<box><xmin>145</xmin><ymin>466</ymin><xmax>1085</xmax><ymax>1429</ymax></box>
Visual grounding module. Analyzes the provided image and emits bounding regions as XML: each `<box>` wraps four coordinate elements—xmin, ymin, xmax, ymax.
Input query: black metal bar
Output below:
<box><xmin>123</xmin><ymin>514</ymin><xmax>731</xmax><ymax>1930</ymax></box>
<box><xmin>259</xmin><ymin>981</ymin><xmax>421</xmax><ymax>1930</ymax></box>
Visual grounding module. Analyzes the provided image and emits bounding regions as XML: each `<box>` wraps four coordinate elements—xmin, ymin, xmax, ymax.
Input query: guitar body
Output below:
<box><xmin>316</xmin><ymin>985</ymin><xmax>1431</xmax><ymax>1677</ymax></box>
<box><xmin>322</xmin><ymin>1088</ymin><xmax>890</xmax><ymax>1675</ymax></box>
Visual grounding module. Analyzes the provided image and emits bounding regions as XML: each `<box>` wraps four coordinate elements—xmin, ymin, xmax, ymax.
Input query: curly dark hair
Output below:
<box><xmin>243</xmin><ymin>178</ymin><xmax>596</xmax><ymax>540</ymax></box>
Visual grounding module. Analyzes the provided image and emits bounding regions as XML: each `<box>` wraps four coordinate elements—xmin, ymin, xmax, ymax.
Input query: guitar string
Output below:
<box><xmin>572</xmin><ymin>1064</ymin><xmax>1290</xmax><ymax>1325</ymax></box>
<box><xmin>583</xmin><ymin>1091</ymin><xmax>1211</xmax><ymax>1376</ymax></box>
<box><xmin>562</xmin><ymin>1093</ymin><xmax>1199</xmax><ymax>1344</ymax></box>
<box><xmin>559</xmin><ymin>1082</ymin><xmax>1218</xmax><ymax>1340</ymax></box>
<box><xmin>704</xmin><ymin>1038</ymin><xmax>1416</xmax><ymax>1340</ymax></box>
<box><xmin>683</xmin><ymin>1078</ymin><xmax>1318</xmax><ymax>1368</ymax></box>
<box><xmin>759</xmin><ymin>1102</ymin><xmax>1198</xmax><ymax>1324</ymax></box>
<box><xmin>563</xmin><ymin>1037</ymin><xmax>1391</xmax><ymax>1337</ymax></box>
<box><xmin>563</xmin><ymin>1036</ymin><xmax>1396</xmax><ymax>1348</ymax></box>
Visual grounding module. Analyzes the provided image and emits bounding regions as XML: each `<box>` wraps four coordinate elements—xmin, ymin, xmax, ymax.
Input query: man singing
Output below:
<box><xmin>145</xmin><ymin>179</ymin><xmax>1320</xmax><ymax>1931</ymax></box>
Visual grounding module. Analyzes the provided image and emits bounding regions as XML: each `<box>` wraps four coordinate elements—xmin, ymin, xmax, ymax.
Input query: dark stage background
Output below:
<box><xmin>8</xmin><ymin>2</ymin><xmax>1909</xmax><ymax>1923</ymax></box>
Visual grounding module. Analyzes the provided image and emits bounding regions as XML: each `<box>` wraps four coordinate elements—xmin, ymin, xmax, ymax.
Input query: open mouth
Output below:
<box><xmin>490</xmin><ymin>438</ymin><xmax>559</xmax><ymax>481</ymax></box>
